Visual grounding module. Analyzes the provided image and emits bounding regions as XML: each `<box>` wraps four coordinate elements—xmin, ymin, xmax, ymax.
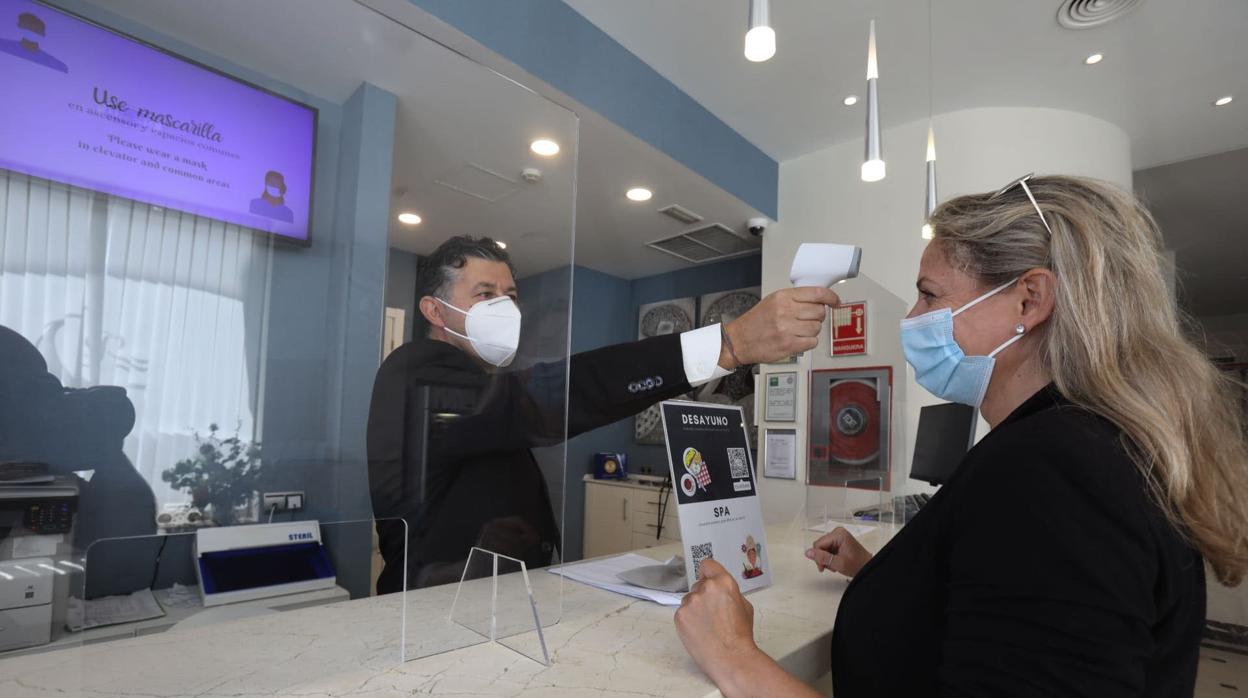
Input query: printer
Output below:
<box><xmin>194</xmin><ymin>521</ymin><xmax>336</xmax><ymax>607</ymax></box>
<box><xmin>0</xmin><ymin>474</ymin><xmax>79</xmax><ymax>549</ymax></box>
<box><xmin>0</xmin><ymin>557</ymin><xmax>55</xmax><ymax>652</ymax></box>
<box><xmin>0</xmin><ymin>472</ymin><xmax>77</xmax><ymax>652</ymax></box>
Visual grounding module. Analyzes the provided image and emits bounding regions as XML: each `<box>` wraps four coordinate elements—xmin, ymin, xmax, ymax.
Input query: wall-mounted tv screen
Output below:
<box><xmin>0</xmin><ymin>0</ymin><xmax>316</xmax><ymax>242</ymax></box>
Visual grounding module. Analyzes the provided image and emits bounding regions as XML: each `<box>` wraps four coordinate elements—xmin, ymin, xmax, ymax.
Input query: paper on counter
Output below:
<box><xmin>11</xmin><ymin>534</ymin><xmax>62</xmax><ymax>558</ymax></box>
<box><xmin>67</xmin><ymin>587</ymin><xmax>165</xmax><ymax>631</ymax></box>
<box><xmin>548</xmin><ymin>553</ymin><xmax>684</xmax><ymax>607</ymax></box>
<box><xmin>805</xmin><ymin>521</ymin><xmax>879</xmax><ymax>539</ymax></box>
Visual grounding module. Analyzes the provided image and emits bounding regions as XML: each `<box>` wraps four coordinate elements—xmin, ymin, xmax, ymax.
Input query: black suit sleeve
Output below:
<box><xmin>937</xmin><ymin>437</ymin><xmax>1160</xmax><ymax>697</ymax></box>
<box><xmin>421</xmin><ymin>333</ymin><xmax>696</xmax><ymax>458</ymax></box>
<box><xmin>565</xmin><ymin>332</ymin><xmax>694</xmax><ymax>437</ymax></box>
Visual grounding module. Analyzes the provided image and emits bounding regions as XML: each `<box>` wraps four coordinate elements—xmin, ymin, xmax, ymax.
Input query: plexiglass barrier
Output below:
<box><xmin>0</xmin><ymin>518</ymin><xmax>406</xmax><ymax>693</ymax></box>
<box><xmin>348</xmin><ymin>0</ymin><xmax>578</xmax><ymax>662</ymax></box>
<box><xmin>0</xmin><ymin>0</ymin><xmax>576</xmax><ymax>687</ymax></box>
<box><xmin>448</xmin><ymin>548</ymin><xmax>550</xmax><ymax>665</ymax></box>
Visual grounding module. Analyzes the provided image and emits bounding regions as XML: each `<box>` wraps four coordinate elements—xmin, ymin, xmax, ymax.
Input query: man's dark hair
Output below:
<box><xmin>19</xmin><ymin>13</ymin><xmax>45</xmax><ymax>34</ymax></box>
<box><xmin>414</xmin><ymin>236</ymin><xmax>514</xmax><ymax>336</ymax></box>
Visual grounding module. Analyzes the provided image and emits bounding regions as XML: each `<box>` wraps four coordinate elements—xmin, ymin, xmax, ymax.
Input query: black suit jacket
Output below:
<box><xmin>831</xmin><ymin>385</ymin><xmax>1205</xmax><ymax>697</ymax></box>
<box><xmin>366</xmin><ymin>333</ymin><xmax>694</xmax><ymax>592</ymax></box>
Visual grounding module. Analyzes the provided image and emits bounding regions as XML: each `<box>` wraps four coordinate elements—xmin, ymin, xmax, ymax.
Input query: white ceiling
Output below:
<box><xmin>1135</xmin><ymin>148</ymin><xmax>1248</xmax><ymax>318</ymax></box>
<box><xmin>90</xmin><ymin>0</ymin><xmax>762</xmax><ymax>281</ymax></box>
<box><xmin>564</xmin><ymin>0</ymin><xmax>1248</xmax><ymax>169</ymax></box>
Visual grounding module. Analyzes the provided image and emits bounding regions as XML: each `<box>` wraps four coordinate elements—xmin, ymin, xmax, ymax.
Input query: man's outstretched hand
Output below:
<box><xmin>720</xmin><ymin>287</ymin><xmax>841</xmax><ymax>368</ymax></box>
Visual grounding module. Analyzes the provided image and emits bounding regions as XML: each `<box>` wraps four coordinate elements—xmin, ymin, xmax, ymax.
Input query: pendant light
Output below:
<box><xmin>921</xmin><ymin>0</ymin><xmax>937</xmax><ymax>239</ymax></box>
<box><xmin>744</xmin><ymin>0</ymin><xmax>776</xmax><ymax>62</ymax></box>
<box><xmin>921</xmin><ymin>126</ymin><xmax>936</xmax><ymax>239</ymax></box>
<box><xmin>861</xmin><ymin>20</ymin><xmax>885</xmax><ymax>182</ymax></box>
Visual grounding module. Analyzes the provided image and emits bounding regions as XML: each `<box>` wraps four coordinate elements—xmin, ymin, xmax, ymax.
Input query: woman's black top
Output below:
<box><xmin>831</xmin><ymin>385</ymin><xmax>1206</xmax><ymax>697</ymax></box>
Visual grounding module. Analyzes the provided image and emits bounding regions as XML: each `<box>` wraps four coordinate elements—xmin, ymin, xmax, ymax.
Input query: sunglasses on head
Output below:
<box><xmin>991</xmin><ymin>173</ymin><xmax>1054</xmax><ymax>237</ymax></box>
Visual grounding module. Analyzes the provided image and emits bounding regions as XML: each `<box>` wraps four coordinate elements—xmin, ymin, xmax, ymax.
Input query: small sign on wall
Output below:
<box><xmin>831</xmin><ymin>301</ymin><xmax>867</xmax><ymax>357</ymax></box>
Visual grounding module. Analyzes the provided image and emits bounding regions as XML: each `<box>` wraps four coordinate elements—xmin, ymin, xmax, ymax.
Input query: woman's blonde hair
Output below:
<box><xmin>930</xmin><ymin>175</ymin><xmax>1248</xmax><ymax>586</ymax></box>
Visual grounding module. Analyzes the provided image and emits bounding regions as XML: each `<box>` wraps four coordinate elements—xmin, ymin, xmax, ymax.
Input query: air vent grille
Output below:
<box><xmin>647</xmin><ymin>223</ymin><xmax>761</xmax><ymax>264</ymax></box>
<box><xmin>658</xmin><ymin>203</ymin><xmax>704</xmax><ymax>225</ymax></box>
<box><xmin>1057</xmin><ymin>0</ymin><xmax>1141</xmax><ymax>29</ymax></box>
<box><xmin>686</xmin><ymin>225</ymin><xmax>757</xmax><ymax>255</ymax></box>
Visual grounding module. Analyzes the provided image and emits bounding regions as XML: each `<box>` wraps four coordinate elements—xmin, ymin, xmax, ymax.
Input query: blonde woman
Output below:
<box><xmin>674</xmin><ymin>175</ymin><xmax>1248</xmax><ymax>697</ymax></box>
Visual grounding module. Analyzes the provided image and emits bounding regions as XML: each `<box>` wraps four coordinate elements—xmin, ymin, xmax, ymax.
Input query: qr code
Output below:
<box><xmin>690</xmin><ymin>542</ymin><xmax>714</xmax><ymax>579</ymax></box>
<box><xmin>727</xmin><ymin>448</ymin><xmax>749</xmax><ymax>479</ymax></box>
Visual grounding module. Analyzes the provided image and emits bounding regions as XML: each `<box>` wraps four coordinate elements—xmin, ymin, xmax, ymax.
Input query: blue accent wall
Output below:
<box><xmin>522</xmin><ymin>256</ymin><xmax>761</xmax><ymax>562</ymax></box>
<box><xmin>630</xmin><ymin>254</ymin><xmax>764</xmax><ymax>309</ymax></box>
<box><xmin>406</xmin><ymin>0</ymin><xmax>778</xmax><ymax>219</ymax></box>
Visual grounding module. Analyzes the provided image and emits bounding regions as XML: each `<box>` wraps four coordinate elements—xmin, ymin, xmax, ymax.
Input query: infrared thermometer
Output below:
<box><xmin>790</xmin><ymin>243</ymin><xmax>862</xmax><ymax>288</ymax></box>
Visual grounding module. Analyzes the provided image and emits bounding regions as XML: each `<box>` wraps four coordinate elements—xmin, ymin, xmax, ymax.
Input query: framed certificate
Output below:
<box><xmin>763</xmin><ymin>428</ymin><xmax>797</xmax><ymax>480</ymax></box>
<box><xmin>763</xmin><ymin>371</ymin><xmax>798</xmax><ymax>422</ymax></box>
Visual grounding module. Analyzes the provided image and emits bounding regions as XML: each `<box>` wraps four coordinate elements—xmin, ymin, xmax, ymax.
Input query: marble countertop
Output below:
<box><xmin>0</xmin><ymin>520</ymin><xmax>896</xmax><ymax>697</ymax></box>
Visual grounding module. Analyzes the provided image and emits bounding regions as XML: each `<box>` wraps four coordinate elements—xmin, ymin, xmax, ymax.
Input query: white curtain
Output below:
<box><xmin>0</xmin><ymin>169</ymin><xmax>270</xmax><ymax>506</ymax></box>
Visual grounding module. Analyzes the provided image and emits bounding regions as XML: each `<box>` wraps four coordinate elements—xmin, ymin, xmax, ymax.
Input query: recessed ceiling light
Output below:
<box><xmin>842</xmin><ymin>95</ymin><xmax>859</xmax><ymax>106</ymax></box>
<box><xmin>626</xmin><ymin>187</ymin><xmax>653</xmax><ymax>202</ymax></box>
<box><xmin>1214</xmin><ymin>95</ymin><xmax>1234</xmax><ymax>107</ymax></box>
<box><xmin>1084</xmin><ymin>52</ymin><xmax>1104</xmax><ymax>65</ymax></box>
<box><xmin>530</xmin><ymin>139</ymin><xmax>560</xmax><ymax>156</ymax></box>
<box><xmin>397</xmin><ymin>212</ymin><xmax>421</xmax><ymax>225</ymax></box>
<box><xmin>496</xmin><ymin>241</ymin><xmax>507</xmax><ymax>249</ymax></box>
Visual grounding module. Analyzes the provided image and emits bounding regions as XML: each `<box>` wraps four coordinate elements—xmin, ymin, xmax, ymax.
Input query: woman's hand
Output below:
<box><xmin>805</xmin><ymin>527</ymin><xmax>872</xmax><ymax>578</ymax></box>
<box><xmin>674</xmin><ymin>559</ymin><xmax>827</xmax><ymax>698</ymax></box>
<box><xmin>674</xmin><ymin>558</ymin><xmax>761</xmax><ymax>685</ymax></box>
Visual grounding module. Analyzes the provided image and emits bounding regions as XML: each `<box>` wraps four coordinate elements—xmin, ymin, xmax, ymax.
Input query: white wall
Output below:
<box><xmin>756</xmin><ymin>107</ymin><xmax>1132</xmax><ymax>524</ymax></box>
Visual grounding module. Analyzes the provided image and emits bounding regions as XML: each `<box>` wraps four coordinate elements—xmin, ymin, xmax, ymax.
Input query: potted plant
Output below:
<box><xmin>162</xmin><ymin>424</ymin><xmax>264</xmax><ymax>526</ymax></box>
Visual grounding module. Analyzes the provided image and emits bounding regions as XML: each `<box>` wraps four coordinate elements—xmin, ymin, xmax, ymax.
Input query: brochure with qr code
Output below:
<box><xmin>659</xmin><ymin>401</ymin><xmax>770</xmax><ymax>594</ymax></box>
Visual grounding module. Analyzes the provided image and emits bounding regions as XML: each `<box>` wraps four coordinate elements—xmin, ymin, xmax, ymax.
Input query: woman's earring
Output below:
<box><xmin>1015</xmin><ymin>324</ymin><xmax>1026</xmax><ymax>335</ymax></box>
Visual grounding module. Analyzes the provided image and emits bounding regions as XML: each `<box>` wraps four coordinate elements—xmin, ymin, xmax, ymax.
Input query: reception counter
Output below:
<box><xmin>0</xmin><ymin>521</ymin><xmax>896</xmax><ymax>697</ymax></box>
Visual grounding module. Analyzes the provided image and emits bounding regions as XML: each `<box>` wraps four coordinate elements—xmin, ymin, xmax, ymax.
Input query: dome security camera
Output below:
<box><xmin>747</xmin><ymin>217</ymin><xmax>769</xmax><ymax>236</ymax></box>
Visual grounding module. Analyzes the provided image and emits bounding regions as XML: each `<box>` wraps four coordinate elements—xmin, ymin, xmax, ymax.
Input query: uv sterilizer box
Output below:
<box><xmin>194</xmin><ymin>521</ymin><xmax>336</xmax><ymax>607</ymax></box>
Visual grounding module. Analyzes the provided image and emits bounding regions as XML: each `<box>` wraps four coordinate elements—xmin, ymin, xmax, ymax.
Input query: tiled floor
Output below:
<box><xmin>1198</xmin><ymin>646</ymin><xmax>1248</xmax><ymax>696</ymax></box>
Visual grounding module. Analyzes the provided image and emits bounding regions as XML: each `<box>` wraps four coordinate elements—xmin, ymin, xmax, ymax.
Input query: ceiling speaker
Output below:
<box><xmin>1057</xmin><ymin>0</ymin><xmax>1142</xmax><ymax>29</ymax></box>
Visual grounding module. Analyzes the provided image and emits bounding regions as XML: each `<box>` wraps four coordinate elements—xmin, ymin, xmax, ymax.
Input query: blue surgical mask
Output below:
<box><xmin>21</xmin><ymin>30</ymin><xmax>42</xmax><ymax>46</ymax></box>
<box><xmin>899</xmin><ymin>279</ymin><xmax>1025</xmax><ymax>407</ymax></box>
<box><xmin>266</xmin><ymin>185</ymin><xmax>283</xmax><ymax>198</ymax></box>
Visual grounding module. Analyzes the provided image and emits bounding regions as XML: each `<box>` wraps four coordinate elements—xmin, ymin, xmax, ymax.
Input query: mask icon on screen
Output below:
<box><xmin>248</xmin><ymin>170</ymin><xmax>294</xmax><ymax>223</ymax></box>
<box><xmin>2</xmin><ymin>12</ymin><xmax>69</xmax><ymax>73</ymax></box>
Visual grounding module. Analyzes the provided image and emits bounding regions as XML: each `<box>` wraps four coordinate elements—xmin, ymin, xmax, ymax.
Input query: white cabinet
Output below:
<box><xmin>583</xmin><ymin>481</ymin><xmax>634</xmax><ymax>558</ymax></box>
<box><xmin>583</xmin><ymin>478</ymin><xmax>681</xmax><ymax>559</ymax></box>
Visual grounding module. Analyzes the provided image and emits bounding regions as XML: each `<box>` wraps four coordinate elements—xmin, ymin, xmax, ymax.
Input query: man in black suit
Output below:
<box><xmin>367</xmin><ymin>236</ymin><xmax>835</xmax><ymax>592</ymax></box>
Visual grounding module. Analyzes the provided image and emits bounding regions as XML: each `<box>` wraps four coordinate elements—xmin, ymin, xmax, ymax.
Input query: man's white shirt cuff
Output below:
<box><xmin>680</xmin><ymin>323</ymin><xmax>735</xmax><ymax>387</ymax></box>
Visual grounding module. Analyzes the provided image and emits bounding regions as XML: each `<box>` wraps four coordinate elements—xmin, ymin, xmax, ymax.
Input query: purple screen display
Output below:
<box><xmin>0</xmin><ymin>0</ymin><xmax>315</xmax><ymax>241</ymax></box>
